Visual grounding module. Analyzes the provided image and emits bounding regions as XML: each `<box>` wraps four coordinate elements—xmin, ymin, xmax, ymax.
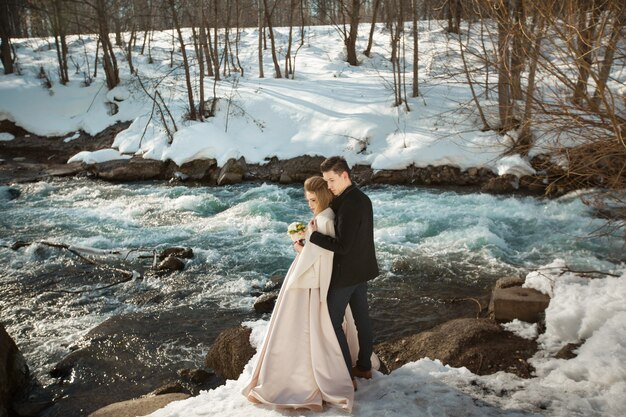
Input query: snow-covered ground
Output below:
<box><xmin>1</xmin><ymin>23</ymin><xmax>541</xmax><ymax>177</ymax></box>
<box><xmin>146</xmin><ymin>260</ymin><xmax>625</xmax><ymax>417</ymax></box>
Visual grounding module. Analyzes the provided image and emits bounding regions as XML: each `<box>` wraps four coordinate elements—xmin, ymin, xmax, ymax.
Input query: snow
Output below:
<box><xmin>0</xmin><ymin>24</ymin><xmax>544</xmax><ymax>174</ymax></box>
<box><xmin>0</xmin><ymin>132</ymin><xmax>14</xmax><ymax>141</ymax></box>
<box><xmin>144</xmin><ymin>262</ymin><xmax>626</xmax><ymax>417</ymax></box>
<box><xmin>67</xmin><ymin>148</ymin><xmax>131</xmax><ymax>164</ymax></box>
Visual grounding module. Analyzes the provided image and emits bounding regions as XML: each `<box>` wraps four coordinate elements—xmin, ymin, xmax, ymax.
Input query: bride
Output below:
<box><xmin>242</xmin><ymin>176</ymin><xmax>376</xmax><ymax>412</ymax></box>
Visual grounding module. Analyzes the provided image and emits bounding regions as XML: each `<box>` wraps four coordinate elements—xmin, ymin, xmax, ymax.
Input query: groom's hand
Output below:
<box><xmin>309</xmin><ymin>219</ymin><xmax>317</xmax><ymax>232</ymax></box>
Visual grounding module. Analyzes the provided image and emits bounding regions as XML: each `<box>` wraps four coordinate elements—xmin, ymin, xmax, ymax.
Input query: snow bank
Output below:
<box><xmin>146</xmin><ymin>261</ymin><xmax>626</xmax><ymax>417</ymax></box>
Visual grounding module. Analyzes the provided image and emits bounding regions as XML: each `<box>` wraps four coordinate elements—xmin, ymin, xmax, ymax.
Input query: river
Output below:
<box><xmin>0</xmin><ymin>179</ymin><xmax>622</xmax><ymax>416</ymax></box>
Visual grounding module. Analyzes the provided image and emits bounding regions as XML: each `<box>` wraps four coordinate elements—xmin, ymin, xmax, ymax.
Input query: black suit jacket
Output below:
<box><xmin>309</xmin><ymin>184</ymin><xmax>379</xmax><ymax>288</ymax></box>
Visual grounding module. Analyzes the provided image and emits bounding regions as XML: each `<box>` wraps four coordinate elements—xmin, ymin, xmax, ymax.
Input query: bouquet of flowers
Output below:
<box><xmin>287</xmin><ymin>221</ymin><xmax>306</xmax><ymax>245</ymax></box>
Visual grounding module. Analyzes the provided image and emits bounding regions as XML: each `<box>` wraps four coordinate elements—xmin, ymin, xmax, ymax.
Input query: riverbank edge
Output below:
<box><xmin>0</xmin><ymin>121</ymin><xmax>562</xmax><ymax>196</ymax></box>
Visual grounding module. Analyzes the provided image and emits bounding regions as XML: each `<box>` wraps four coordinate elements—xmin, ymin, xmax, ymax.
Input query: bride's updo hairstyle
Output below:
<box><xmin>304</xmin><ymin>176</ymin><xmax>334</xmax><ymax>214</ymax></box>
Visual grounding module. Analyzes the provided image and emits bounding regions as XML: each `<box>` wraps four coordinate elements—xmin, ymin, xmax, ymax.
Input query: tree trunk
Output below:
<box><xmin>168</xmin><ymin>0</ymin><xmax>197</xmax><ymax>120</ymax></box>
<box><xmin>592</xmin><ymin>11</ymin><xmax>623</xmax><ymax>109</ymax></box>
<box><xmin>364</xmin><ymin>0</ymin><xmax>381</xmax><ymax>57</ymax></box>
<box><xmin>0</xmin><ymin>35</ymin><xmax>13</xmax><ymax>74</ymax></box>
<box><xmin>517</xmin><ymin>14</ymin><xmax>545</xmax><ymax>155</ymax></box>
<box><xmin>572</xmin><ymin>2</ymin><xmax>597</xmax><ymax>107</ymax></box>
<box><xmin>0</xmin><ymin>0</ymin><xmax>15</xmax><ymax>74</ymax></box>
<box><xmin>213</xmin><ymin>0</ymin><xmax>221</xmax><ymax>81</ymax></box>
<box><xmin>258</xmin><ymin>0</ymin><xmax>264</xmax><ymax>78</ymax></box>
<box><xmin>51</xmin><ymin>0</ymin><xmax>69</xmax><ymax>84</ymax></box>
<box><xmin>127</xmin><ymin>26</ymin><xmax>136</xmax><ymax>75</ymax></box>
<box><xmin>411</xmin><ymin>0</ymin><xmax>418</xmax><ymax>97</ymax></box>
<box><xmin>459</xmin><ymin>21</ymin><xmax>490</xmax><ymax>131</ymax></box>
<box><xmin>510</xmin><ymin>0</ymin><xmax>525</xmax><ymax>100</ymax></box>
<box><xmin>346</xmin><ymin>0</ymin><xmax>361</xmax><ymax>66</ymax></box>
<box><xmin>285</xmin><ymin>0</ymin><xmax>296</xmax><ymax>77</ymax></box>
<box><xmin>202</xmin><ymin>22</ymin><xmax>214</xmax><ymax>77</ymax></box>
<box><xmin>262</xmin><ymin>0</ymin><xmax>282</xmax><ymax>78</ymax></box>
<box><xmin>96</xmin><ymin>0</ymin><xmax>120</xmax><ymax>89</ymax></box>
<box><xmin>497</xmin><ymin>1</ymin><xmax>514</xmax><ymax>131</ymax></box>
<box><xmin>192</xmin><ymin>25</ymin><xmax>205</xmax><ymax>121</ymax></box>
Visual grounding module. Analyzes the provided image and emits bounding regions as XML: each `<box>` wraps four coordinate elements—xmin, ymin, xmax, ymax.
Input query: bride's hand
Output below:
<box><xmin>309</xmin><ymin>219</ymin><xmax>317</xmax><ymax>233</ymax></box>
<box><xmin>293</xmin><ymin>240</ymin><xmax>304</xmax><ymax>253</ymax></box>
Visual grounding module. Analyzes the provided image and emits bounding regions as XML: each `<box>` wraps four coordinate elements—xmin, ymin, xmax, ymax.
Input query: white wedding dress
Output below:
<box><xmin>242</xmin><ymin>207</ymin><xmax>378</xmax><ymax>412</ymax></box>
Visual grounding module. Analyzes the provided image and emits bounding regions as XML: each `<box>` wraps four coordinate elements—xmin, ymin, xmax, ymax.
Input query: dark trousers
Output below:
<box><xmin>327</xmin><ymin>282</ymin><xmax>373</xmax><ymax>377</ymax></box>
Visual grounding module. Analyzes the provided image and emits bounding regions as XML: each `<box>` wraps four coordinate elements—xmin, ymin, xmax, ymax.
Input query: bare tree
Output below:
<box><xmin>93</xmin><ymin>0</ymin><xmax>120</xmax><ymax>89</ymax></box>
<box><xmin>49</xmin><ymin>0</ymin><xmax>70</xmax><ymax>84</ymax></box>
<box><xmin>411</xmin><ymin>0</ymin><xmax>419</xmax><ymax>97</ymax></box>
<box><xmin>0</xmin><ymin>0</ymin><xmax>20</xmax><ymax>74</ymax></box>
<box><xmin>364</xmin><ymin>0</ymin><xmax>381</xmax><ymax>57</ymax></box>
<box><xmin>168</xmin><ymin>0</ymin><xmax>197</xmax><ymax>120</ymax></box>
<box><xmin>262</xmin><ymin>0</ymin><xmax>282</xmax><ymax>78</ymax></box>
<box><xmin>258</xmin><ymin>0</ymin><xmax>265</xmax><ymax>78</ymax></box>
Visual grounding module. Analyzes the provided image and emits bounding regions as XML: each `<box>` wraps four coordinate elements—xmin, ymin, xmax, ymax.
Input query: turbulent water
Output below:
<box><xmin>0</xmin><ymin>179</ymin><xmax>622</xmax><ymax>414</ymax></box>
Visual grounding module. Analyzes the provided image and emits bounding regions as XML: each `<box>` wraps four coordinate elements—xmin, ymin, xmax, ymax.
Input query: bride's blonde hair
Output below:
<box><xmin>304</xmin><ymin>176</ymin><xmax>333</xmax><ymax>214</ymax></box>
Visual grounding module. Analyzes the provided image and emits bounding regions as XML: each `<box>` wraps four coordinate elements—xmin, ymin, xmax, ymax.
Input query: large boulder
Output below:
<box><xmin>90</xmin><ymin>157</ymin><xmax>164</xmax><ymax>181</ymax></box>
<box><xmin>0</xmin><ymin>324</ymin><xmax>30</xmax><ymax>417</ymax></box>
<box><xmin>205</xmin><ymin>327</ymin><xmax>255</xmax><ymax>380</ymax></box>
<box><xmin>176</xmin><ymin>159</ymin><xmax>218</xmax><ymax>181</ymax></box>
<box><xmin>375</xmin><ymin>318</ymin><xmax>537</xmax><ymax>378</ymax></box>
<box><xmin>490</xmin><ymin>286</ymin><xmax>550</xmax><ymax>323</ymax></box>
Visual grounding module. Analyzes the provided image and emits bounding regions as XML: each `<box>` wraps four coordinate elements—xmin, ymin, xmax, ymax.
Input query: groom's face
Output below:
<box><xmin>322</xmin><ymin>170</ymin><xmax>351</xmax><ymax>196</ymax></box>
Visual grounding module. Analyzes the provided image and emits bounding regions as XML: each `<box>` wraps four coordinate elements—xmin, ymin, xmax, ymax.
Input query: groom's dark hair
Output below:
<box><xmin>320</xmin><ymin>156</ymin><xmax>351</xmax><ymax>178</ymax></box>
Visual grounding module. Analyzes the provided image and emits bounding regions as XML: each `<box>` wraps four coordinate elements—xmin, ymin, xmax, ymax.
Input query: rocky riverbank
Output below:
<box><xmin>1</xmin><ymin>121</ymin><xmax>570</xmax><ymax>196</ymax></box>
<box><xmin>1</xmin><ymin>275</ymin><xmax>552</xmax><ymax>417</ymax></box>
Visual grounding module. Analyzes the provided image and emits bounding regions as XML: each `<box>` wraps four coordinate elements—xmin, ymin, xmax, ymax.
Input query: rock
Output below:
<box><xmin>158</xmin><ymin>247</ymin><xmax>194</xmax><ymax>261</ymax></box>
<box><xmin>2</xmin><ymin>187</ymin><xmax>21</xmax><ymax>200</ymax></box>
<box><xmin>376</xmin><ymin>318</ymin><xmax>537</xmax><ymax>378</ymax></box>
<box><xmin>217</xmin><ymin>172</ymin><xmax>243</xmax><ymax>185</ymax></box>
<box><xmin>157</xmin><ymin>256</ymin><xmax>185</xmax><ymax>271</ymax></box>
<box><xmin>217</xmin><ymin>158</ymin><xmax>246</xmax><ymax>185</ymax></box>
<box><xmin>491</xmin><ymin>286</ymin><xmax>550</xmax><ymax>323</ymax></box>
<box><xmin>371</xmin><ymin>169</ymin><xmax>408</xmax><ymax>184</ymax></box>
<box><xmin>178</xmin><ymin>368</ymin><xmax>214</xmax><ymax>384</ymax></box>
<box><xmin>87</xmin><ymin>393</ymin><xmax>190</xmax><ymax>417</ymax></box>
<box><xmin>481</xmin><ymin>174</ymin><xmax>519</xmax><ymax>194</ymax></box>
<box><xmin>246</xmin><ymin>156</ymin><xmax>325</xmax><ymax>183</ymax></box>
<box><xmin>279</xmin><ymin>172</ymin><xmax>292</xmax><ymax>183</ymax></box>
<box><xmin>494</xmin><ymin>276</ymin><xmax>526</xmax><ymax>289</ymax></box>
<box><xmin>0</xmin><ymin>324</ymin><xmax>30</xmax><ymax>417</ymax></box>
<box><xmin>149</xmin><ymin>382</ymin><xmax>188</xmax><ymax>396</ymax></box>
<box><xmin>488</xmin><ymin>276</ymin><xmax>527</xmax><ymax>317</ymax></box>
<box><xmin>177</xmin><ymin>159</ymin><xmax>218</xmax><ymax>181</ymax></box>
<box><xmin>91</xmin><ymin>157</ymin><xmax>163</xmax><ymax>181</ymax></box>
<box><xmin>555</xmin><ymin>342</ymin><xmax>582</xmax><ymax>360</ymax></box>
<box><xmin>253</xmin><ymin>292</ymin><xmax>278</xmax><ymax>313</ymax></box>
<box><xmin>205</xmin><ymin>327</ymin><xmax>255</xmax><ymax>380</ymax></box>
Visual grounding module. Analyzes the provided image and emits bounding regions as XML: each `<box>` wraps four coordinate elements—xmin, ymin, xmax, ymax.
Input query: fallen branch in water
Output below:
<box><xmin>8</xmin><ymin>240</ymin><xmax>137</xmax><ymax>293</ymax></box>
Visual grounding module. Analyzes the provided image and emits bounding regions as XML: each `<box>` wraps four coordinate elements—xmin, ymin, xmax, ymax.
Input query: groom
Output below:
<box><xmin>309</xmin><ymin>156</ymin><xmax>379</xmax><ymax>383</ymax></box>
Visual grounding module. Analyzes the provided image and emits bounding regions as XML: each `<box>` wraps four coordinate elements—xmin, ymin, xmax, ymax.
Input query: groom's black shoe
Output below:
<box><xmin>352</xmin><ymin>367</ymin><xmax>372</xmax><ymax>379</ymax></box>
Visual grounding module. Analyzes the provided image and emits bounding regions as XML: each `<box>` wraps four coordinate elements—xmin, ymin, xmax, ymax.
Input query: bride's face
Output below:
<box><xmin>305</xmin><ymin>191</ymin><xmax>319</xmax><ymax>214</ymax></box>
